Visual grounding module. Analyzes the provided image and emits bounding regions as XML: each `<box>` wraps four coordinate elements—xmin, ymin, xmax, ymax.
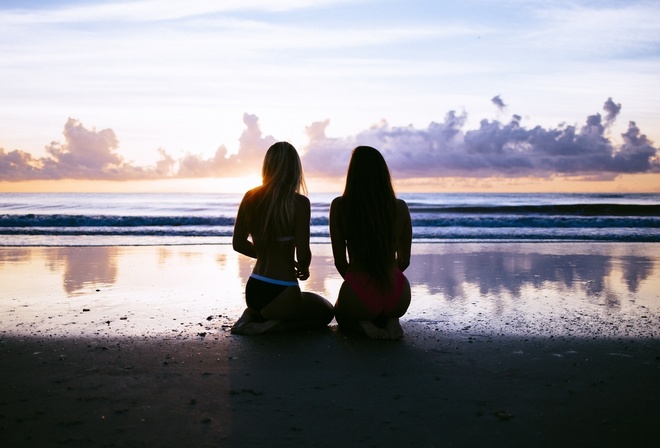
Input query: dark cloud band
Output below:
<box><xmin>1</xmin><ymin>98</ymin><xmax>658</xmax><ymax>182</ymax></box>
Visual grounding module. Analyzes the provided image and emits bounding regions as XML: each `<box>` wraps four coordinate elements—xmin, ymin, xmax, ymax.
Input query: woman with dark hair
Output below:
<box><xmin>330</xmin><ymin>146</ymin><xmax>412</xmax><ymax>339</ymax></box>
<box><xmin>231</xmin><ymin>141</ymin><xmax>334</xmax><ymax>335</ymax></box>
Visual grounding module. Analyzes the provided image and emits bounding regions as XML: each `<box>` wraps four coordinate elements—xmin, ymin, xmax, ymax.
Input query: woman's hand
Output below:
<box><xmin>294</xmin><ymin>261</ymin><xmax>310</xmax><ymax>281</ymax></box>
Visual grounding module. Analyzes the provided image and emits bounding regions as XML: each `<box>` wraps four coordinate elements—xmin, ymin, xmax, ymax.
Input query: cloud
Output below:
<box><xmin>1</xmin><ymin>118</ymin><xmax>152</xmax><ymax>181</ymax></box>
<box><xmin>1</xmin><ymin>99</ymin><xmax>658</xmax><ymax>183</ymax></box>
<box><xmin>167</xmin><ymin>113</ymin><xmax>276</xmax><ymax>178</ymax></box>
<box><xmin>1</xmin><ymin>0</ymin><xmax>352</xmax><ymax>24</ymax></box>
<box><xmin>491</xmin><ymin>95</ymin><xmax>506</xmax><ymax>111</ymax></box>
<box><xmin>603</xmin><ymin>97</ymin><xmax>622</xmax><ymax>127</ymax></box>
<box><xmin>0</xmin><ymin>148</ymin><xmax>42</xmax><ymax>181</ymax></box>
<box><xmin>302</xmin><ymin>97</ymin><xmax>660</xmax><ymax>179</ymax></box>
<box><xmin>0</xmin><ymin>114</ymin><xmax>276</xmax><ymax>181</ymax></box>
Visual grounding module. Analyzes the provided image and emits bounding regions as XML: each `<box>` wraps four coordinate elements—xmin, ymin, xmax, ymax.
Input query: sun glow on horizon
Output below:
<box><xmin>1</xmin><ymin>173</ymin><xmax>658</xmax><ymax>194</ymax></box>
<box><xmin>0</xmin><ymin>177</ymin><xmax>262</xmax><ymax>194</ymax></box>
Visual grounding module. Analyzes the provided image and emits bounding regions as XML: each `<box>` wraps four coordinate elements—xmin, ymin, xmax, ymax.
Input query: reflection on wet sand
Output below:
<box><xmin>409</xmin><ymin>250</ymin><xmax>656</xmax><ymax>308</ymax></box>
<box><xmin>0</xmin><ymin>246</ymin><xmax>244</xmax><ymax>338</ymax></box>
<box><xmin>0</xmin><ymin>243</ymin><xmax>658</xmax><ymax>338</ymax></box>
<box><xmin>0</xmin><ymin>246</ymin><xmax>119</xmax><ymax>296</ymax></box>
<box><xmin>56</xmin><ymin>247</ymin><xmax>119</xmax><ymax>295</ymax></box>
<box><xmin>406</xmin><ymin>243</ymin><xmax>659</xmax><ymax>338</ymax></box>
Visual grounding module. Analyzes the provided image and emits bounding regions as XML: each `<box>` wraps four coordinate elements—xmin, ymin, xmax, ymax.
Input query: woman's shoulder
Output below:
<box><xmin>395</xmin><ymin>198</ymin><xmax>411</xmax><ymax>228</ymax></box>
<box><xmin>242</xmin><ymin>186</ymin><xmax>262</xmax><ymax>199</ymax></box>
<box><xmin>238</xmin><ymin>187</ymin><xmax>264</xmax><ymax>213</ymax></box>
<box><xmin>245</xmin><ymin>185</ymin><xmax>275</xmax><ymax>202</ymax></box>
<box><xmin>330</xmin><ymin>196</ymin><xmax>344</xmax><ymax>215</ymax></box>
<box><xmin>293</xmin><ymin>192</ymin><xmax>311</xmax><ymax>207</ymax></box>
<box><xmin>395</xmin><ymin>198</ymin><xmax>410</xmax><ymax>219</ymax></box>
<box><xmin>330</xmin><ymin>195</ymin><xmax>343</xmax><ymax>206</ymax></box>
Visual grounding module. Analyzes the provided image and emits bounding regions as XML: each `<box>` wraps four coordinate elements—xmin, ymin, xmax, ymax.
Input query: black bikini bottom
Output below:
<box><xmin>245</xmin><ymin>275</ymin><xmax>294</xmax><ymax>315</ymax></box>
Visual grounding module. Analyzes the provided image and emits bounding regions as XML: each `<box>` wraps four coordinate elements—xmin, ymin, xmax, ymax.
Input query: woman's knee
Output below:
<box><xmin>259</xmin><ymin>286</ymin><xmax>302</xmax><ymax>320</ymax></box>
<box><xmin>302</xmin><ymin>292</ymin><xmax>334</xmax><ymax>320</ymax></box>
<box><xmin>335</xmin><ymin>282</ymin><xmax>378</xmax><ymax>321</ymax></box>
<box><xmin>387</xmin><ymin>279</ymin><xmax>411</xmax><ymax>317</ymax></box>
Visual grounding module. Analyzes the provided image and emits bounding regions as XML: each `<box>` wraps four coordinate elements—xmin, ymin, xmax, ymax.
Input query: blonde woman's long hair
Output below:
<box><xmin>255</xmin><ymin>141</ymin><xmax>307</xmax><ymax>242</ymax></box>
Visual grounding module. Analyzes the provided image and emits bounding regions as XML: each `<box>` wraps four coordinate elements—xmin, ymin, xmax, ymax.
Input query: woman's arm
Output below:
<box><xmin>294</xmin><ymin>194</ymin><xmax>312</xmax><ymax>280</ymax></box>
<box><xmin>232</xmin><ymin>192</ymin><xmax>257</xmax><ymax>259</ymax></box>
<box><xmin>395</xmin><ymin>199</ymin><xmax>412</xmax><ymax>271</ymax></box>
<box><xmin>329</xmin><ymin>196</ymin><xmax>349</xmax><ymax>278</ymax></box>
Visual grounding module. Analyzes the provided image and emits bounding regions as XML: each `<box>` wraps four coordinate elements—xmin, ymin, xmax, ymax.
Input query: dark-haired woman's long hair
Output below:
<box><xmin>342</xmin><ymin>146</ymin><xmax>397</xmax><ymax>289</ymax></box>
<box><xmin>254</xmin><ymin>141</ymin><xmax>307</xmax><ymax>242</ymax></box>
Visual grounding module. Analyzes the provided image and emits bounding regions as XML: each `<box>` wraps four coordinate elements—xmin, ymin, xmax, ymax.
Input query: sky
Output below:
<box><xmin>1</xmin><ymin>0</ymin><xmax>659</xmax><ymax>193</ymax></box>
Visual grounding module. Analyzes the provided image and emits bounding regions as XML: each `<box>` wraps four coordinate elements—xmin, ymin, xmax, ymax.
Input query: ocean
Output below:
<box><xmin>1</xmin><ymin>192</ymin><xmax>659</xmax><ymax>246</ymax></box>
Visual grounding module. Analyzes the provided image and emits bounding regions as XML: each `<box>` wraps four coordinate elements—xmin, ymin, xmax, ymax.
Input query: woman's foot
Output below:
<box><xmin>231</xmin><ymin>309</ymin><xmax>282</xmax><ymax>335</ymax></box>
<box><xmin>230</xmin><ymin>308</ymin><xmax>255</xmax><ymax>334</ymax></box>
<box><xmin>236</xmin><ymin>320</ymin><xmax>281</xmax><ymax>335</ymax></box>
<box><xmin>358</xmin><ymin>320</ymin><xmax>390</xmax><ymax>339</ymax></box>
<box><xmin>385</xmin><ymin>318</ymin><xmax>404</xmax><ymax>340</ymax></box>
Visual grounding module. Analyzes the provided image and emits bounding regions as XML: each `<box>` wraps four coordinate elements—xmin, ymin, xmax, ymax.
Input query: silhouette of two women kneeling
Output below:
<box><xmin>231</xmin><ymin>143</ymin><xmax>411</xmax><ymax>339</ymax></box>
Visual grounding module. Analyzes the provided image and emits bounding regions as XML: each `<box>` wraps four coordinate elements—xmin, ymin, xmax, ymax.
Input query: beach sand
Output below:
<box><xmin>1</xmin><ymin>243</ymin><xmax>659</xmax><ymax>447</ymax></box>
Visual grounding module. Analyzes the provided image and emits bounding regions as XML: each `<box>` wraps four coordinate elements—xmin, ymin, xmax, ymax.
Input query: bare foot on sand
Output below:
<box><xmin>385</xmin><ymin>318</ymin><xmax>404</xmax><ymax>340</ymax></box>
<box><xmin>238</xmin><ymin>320</ymin><xmax>281</xmax><ymax>335</ymax></box>
<box><xmin>359</xmin><ymin>320</ymin><xmax>390</xmax><ymax>339</ymax></box>
<box><xmin>230</xmin><ymin>309</ymin><xmax>255</xmax><ymax>335</ymax></box>
<box><xmin>231</xmin><ymin>310</ymin><xmax>281</xmax><ymax>335</ymax></box>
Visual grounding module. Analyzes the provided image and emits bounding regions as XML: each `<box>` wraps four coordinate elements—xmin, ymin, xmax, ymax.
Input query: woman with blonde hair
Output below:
<box><xmin>231</xmin><ymin>141</ymin><xmax>334</xmax><ymax>335</ymax></box>
<box><xmin>330</xmin><ymin>146</ymin><xmax>412</xmax><ymax>339</ymax></box>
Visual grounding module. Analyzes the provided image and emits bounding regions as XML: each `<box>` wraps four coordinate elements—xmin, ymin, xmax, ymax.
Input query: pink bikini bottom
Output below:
<box><xmin>344</xmin><ymin>268</ymin><xmax>406</xmax><ymax>316</ymax></box>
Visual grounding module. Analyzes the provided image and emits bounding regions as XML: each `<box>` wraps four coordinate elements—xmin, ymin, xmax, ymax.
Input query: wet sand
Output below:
<box><xmin>1</xmin><ymin>243</ymin><xmax>659</xmax><ymax>447</ymax></box>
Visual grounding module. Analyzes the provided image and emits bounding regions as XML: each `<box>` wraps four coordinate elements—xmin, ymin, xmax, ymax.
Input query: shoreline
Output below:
<box><xmin>1</xmin><ymin>242</ymin><xmax>659</xmax><ymax>446</ymax></box>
